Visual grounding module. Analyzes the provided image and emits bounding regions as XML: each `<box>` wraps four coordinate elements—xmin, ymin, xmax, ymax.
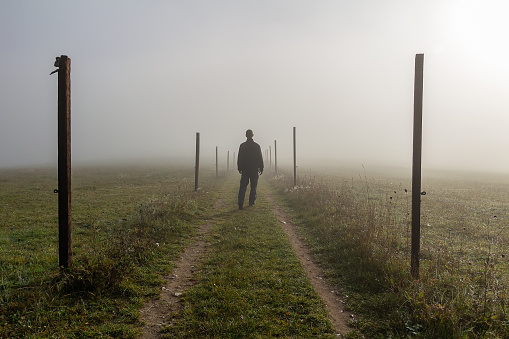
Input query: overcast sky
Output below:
<box><xmin>1</xmin><ymin>0</ymin><xmax>508</xmax><ymax>173</ymax></box>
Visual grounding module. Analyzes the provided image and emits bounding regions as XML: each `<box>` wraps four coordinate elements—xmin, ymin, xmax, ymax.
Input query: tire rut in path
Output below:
<box><xmin>139</xmin><ymin>198</ymin><xmax>225</xmax><ymax>338</ymax></box>
<box><xmin>264</xmin><ymin>192</ymin><xmax>353</xmax><ymax>336</ymax></box>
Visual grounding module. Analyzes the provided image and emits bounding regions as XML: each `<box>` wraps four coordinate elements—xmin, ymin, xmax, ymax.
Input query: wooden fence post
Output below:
<box><xmin>227</xmin><ymin>151</ymin><xmax>230</xmax><ymax>171</ymax></box>
<box><xmin>55</xmin><ymin>55</ymin><xmax>72</xmax><ymax>269</ymax></box>
<box><xmin>195</xmin><ymin>133</ymin><xmax>200</xmax><ymax>191</ymax></box>
<box><xmin>269</xmin><ymin>146</ymin><xmax>272</xmax><ymax>169</ymax></box>
<box><xmin>216</xmin><ymin>146</ymin><xmax>218</xmax><ymax>178</ymax></box>
<box><xmin>293</xmin><ymin>127</ymin><xmax>297</xmax><ymax>187</ymax></box>
<box><xmin>411</xmin><ymin>53</ymin><xmax>424</xmax><ymax>278</ymax></box>
<box><xmin>274</xmin><ymin>140</ymin><xmax>278</xmax><ymax>176</ymax></box>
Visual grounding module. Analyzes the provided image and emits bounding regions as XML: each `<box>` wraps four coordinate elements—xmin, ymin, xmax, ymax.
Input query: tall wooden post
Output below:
<box><xmin>274</xmin><ymin>140</ymin><xmax>278</xmax><ymax>175</ymax></box>
<box><xmin>233</xmin><ymin>152</ymin><xmax>236</xmax><ymax>172</ymax></box>
<box><xmin>195</xmin><ymin>133</ymin><xmax>200</xmax><ymax>191</ymax></box>
<box><xmin>57</xmin><ymin>55</ymin><xmax>72</xmax><ymax>269</ymax></box>
<box><xmin>293</xmin><ymin>127</ymin><xmax>297</xmax><ymax>187</ymax></box>
<box><xmin>227</xmin><ymin>151</ymin><xmax>230</xmax><ymax>171</ymax></box>
<box><xmin>411</xmin><ymin>53</ymin><xmax>424</xmax><ymax>278</ymax></box>
<box><xmin>215</xmin><ymin>146</ymin><xmax>218</xmax><ymax>178</ymax></box>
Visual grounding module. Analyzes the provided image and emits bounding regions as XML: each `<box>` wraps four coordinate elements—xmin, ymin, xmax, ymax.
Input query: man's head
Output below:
<box><xmin>246</xmin><ymin>129</ymin><xmax>254</xmax><ymax>138</ymax></box>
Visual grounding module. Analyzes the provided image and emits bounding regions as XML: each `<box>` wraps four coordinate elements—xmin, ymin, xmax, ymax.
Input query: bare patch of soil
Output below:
<box><xmin>265</xmin><ymin>193</ymin><xmax>353</xmax><ymax>336</ymax></box>
<box><xmin>139</xmin><ymin>199</ymin><xmax>224</xmax><ymax>338</ymax></box>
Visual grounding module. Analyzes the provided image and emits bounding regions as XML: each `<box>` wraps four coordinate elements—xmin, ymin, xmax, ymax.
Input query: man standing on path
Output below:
<box><xmin>237</xmin><ymin>129</ymin><xmax>264</xmax><ymax>210</ymax></box>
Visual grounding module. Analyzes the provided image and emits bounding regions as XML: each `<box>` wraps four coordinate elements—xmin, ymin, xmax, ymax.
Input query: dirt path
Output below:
<box><xmin>139</xmin><ymin>199</ymin><xmax>224</xmax><ymax>338</ymax></box>
<box><xmin>265</xmin><ymin>192</ymin><xmax>353</xmax><ymax>336</ymax></box>
<box><xmin>140</xmin><ymin>191</ymin><xmax>352</xmax><ymax>337</ymax></box>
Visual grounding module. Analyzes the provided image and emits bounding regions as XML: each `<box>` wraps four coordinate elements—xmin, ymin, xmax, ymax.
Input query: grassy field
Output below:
<box><xmin>162</xmin><ymin>178</ymin><xmax>335</xmax><ymax>338</ymax></box>
<box><xmin>0</xmin><ymin>165</ymin><xmax>338</xmax><ymax>338</ymax></box>
<box><xmin>271</xmin><ymin>166</ymin><xmax>509</xmax><ymax>338</ymax></box>
<box><xmin>0</xmin><ymin>165</ymin><xmax>219</xmax><ymax>338</ymax></box>
<box><xmin>3</xmin><ymin>164</ymin><xmax>509</xmax><ymax>338</ymax></box>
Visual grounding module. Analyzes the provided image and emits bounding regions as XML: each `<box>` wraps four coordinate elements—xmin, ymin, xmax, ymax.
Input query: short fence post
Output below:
<box><xmin>55</xmin><ymin>55</ymin><xmax>72</xmax><ymax>269</ymax></box>
<box><xmin>293</xmin><ymin>127</ymin><xmax>297</xmax><ymax>187</ymax></box>
<box><xmin>411</xmin><ymin>53</ymin><xmax>424</xmax><ymax>279</ymax></box>
<box><xmin>269</xmin><ymin>145</ymin><xmax>272</xmax><ymax>169</ymax></box>
<box><xmin>274</xmin><ymin>140</ymin><xmax>278</xmax><ymax>175</ymax></box>
<box><xmin>195</xmin><ymin>133</ymin><xmax>200</xmax><ymax>191</ymax></box>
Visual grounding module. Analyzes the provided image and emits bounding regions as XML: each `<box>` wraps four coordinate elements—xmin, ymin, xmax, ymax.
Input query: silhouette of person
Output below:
<box><xmin>237</xmin><ymin>129</ymin><xmax>264</xmax><ymax>209</ymax></box>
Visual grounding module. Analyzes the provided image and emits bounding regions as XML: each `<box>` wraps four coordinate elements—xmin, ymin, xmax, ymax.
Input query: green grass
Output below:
<box><xmin>163</xmin><ymin>177</ymin><xmax>336</xmax><ymax>338</ymax></box>
<box><xmin>269</xmin><ymin>168</ymin><xmax>509</xmax><ymax>338</ymax></box>
<box><xmin>0</xmin><ymin>165</ymin><xmax>218</xmax><ymax>338</ymax></box>
<box><xmin>1</xmin><ymin>166</ymin><xmax>338</xmax><ymax>338</ymax></box>
<box><xmin>7</xmin><ymin>163</ymin><xmax>507</xmax><ymax>338</ymax></box>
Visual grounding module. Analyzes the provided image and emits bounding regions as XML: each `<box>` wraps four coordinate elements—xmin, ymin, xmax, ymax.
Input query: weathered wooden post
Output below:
<box><xmin>195</xmin><ymin>133</ymin><xmax>200</xmax><ymax>191</ymax></box>
<box><xmin>411</xmin><ymin>53</ymin><xmax>424</xmax><ymax>278</ymax></box>
<box><xmin>227</xmin><ymin>151</ymin><xmax>230</xmax><ymax>171</ymax></box>
<box><xmin>269</xmin><ymin>145</ymin><xmax>272</xmax><ymax>169</ymax></box>
<box><xmin>233</xmin><ymin>151</ymin><xmax>236</xmax><ymax>172</ymax></box>
<box><xmin>52</xmin><ymin>55</ymin><xmax>72</xmax><ymax>269</ymax></box>
<box><xmin>274</xmin><ymin>140</ymin><xmax>278</xmax><ymax>175</ymax></box>
<box><xmin>293</xmin><ymin>127</ymin><xmax>297</xmax><ymax>187</ymax></box>
<box><xmin>215</xmin><ymin>146</ymin><xmax>218</xmax><ymax>178</ymax></box>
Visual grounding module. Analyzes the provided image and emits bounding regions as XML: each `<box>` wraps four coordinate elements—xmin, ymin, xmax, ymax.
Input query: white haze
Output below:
<box><xmin>1</xmin><ymin>1</ymin><xmax>509</xmax><ymax>173</ymax></box>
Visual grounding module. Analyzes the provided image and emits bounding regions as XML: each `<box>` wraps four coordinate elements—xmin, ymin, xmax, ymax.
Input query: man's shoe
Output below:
<box><xmin>239</xmin><ymin>204</ymin><xmax>243</xmax><ymax>210</ymax></box>
<box><xmin>249</xmin><ymin>203</ymin><xmax>255</xmax><ymax>207</ymax></box>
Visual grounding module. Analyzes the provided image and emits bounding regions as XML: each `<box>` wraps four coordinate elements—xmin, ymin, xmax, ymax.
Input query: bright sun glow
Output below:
<box><xmin>445</xmin><ymin>0</ymin><xmax>509</xmax><ymax>75</ymax></box>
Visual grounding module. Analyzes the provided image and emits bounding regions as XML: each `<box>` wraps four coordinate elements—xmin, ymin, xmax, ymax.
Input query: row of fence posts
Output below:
<box><xmin>194</xmin><ymin>130</ymin><xmax>295</xmax><ymax>191</ymax></box>
<box><xmin>53</xmin><ymin>54</ymin><xmax>424</xmax><ymax>278</ymax></box>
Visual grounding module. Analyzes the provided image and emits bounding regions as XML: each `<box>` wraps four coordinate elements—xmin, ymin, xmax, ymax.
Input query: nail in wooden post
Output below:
<box><xmin>57</xmin><ymin>55</ymin><xmax>72</xmax><ymax>269</ymax></box>
<box><xmin>195</xmin><ymin>133</ymin><xmax>200</xmax><ymax>191</ymax></box>
<box><xmin>411</xmin><ymin>53</ymin><xmax>424</xmax><ymax>279</ymax></box>
<box><xmin>293</xmin><ymin>127</ymin><xmax>297</xmax><ymax>187</ymax></box>
<box><xmin>274</xmin><ymin>140</ymin><xmax>278</xmax><ymax>176</ymax></box>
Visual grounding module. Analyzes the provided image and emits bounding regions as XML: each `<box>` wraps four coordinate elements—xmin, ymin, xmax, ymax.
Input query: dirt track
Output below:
<box><xmin>140</xmin><ymin>192</ymin><xmax>352</xmax><ymax>337</ymax></box>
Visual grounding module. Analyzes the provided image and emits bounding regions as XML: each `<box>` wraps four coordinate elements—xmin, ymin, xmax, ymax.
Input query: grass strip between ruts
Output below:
<box><xmin>163</xmin><ymin>177</ymin><xmax>336</xmax><ymax>338</ymax></box>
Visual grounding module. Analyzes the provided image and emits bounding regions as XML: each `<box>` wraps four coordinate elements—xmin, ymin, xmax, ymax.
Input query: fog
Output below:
<box><xmin>1</xmin><ymin>1</ymin><xmax>509</xmax><ymax>173</ymax></box>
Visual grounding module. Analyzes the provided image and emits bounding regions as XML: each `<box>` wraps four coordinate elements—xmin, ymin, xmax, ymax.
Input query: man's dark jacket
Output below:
<box><xmin>237</xmin><ymin>138</ymin><xmax>264</xmax><ymax>173</ymax></box>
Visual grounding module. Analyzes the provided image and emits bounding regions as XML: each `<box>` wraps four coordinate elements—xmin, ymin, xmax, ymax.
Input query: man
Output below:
<box><xmin>237</xmin><ymin>129</ymin><xmax>264</xmax><ymax>210</ymax></box>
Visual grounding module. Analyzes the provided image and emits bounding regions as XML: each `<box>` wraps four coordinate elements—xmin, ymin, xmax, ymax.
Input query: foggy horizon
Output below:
<box><xmin>2</xmin><ymin>1</ymin><xmax>509</xmax><ymax>174</ymax></box>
